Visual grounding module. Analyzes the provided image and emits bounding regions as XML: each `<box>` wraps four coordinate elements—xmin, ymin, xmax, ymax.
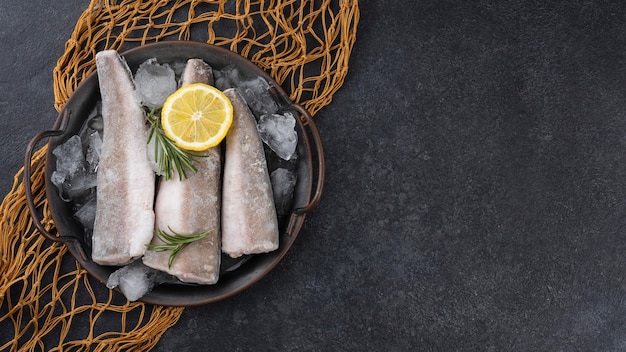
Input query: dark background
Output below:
<box><xmin>2</xmin><ymin>1</ymin><xmax>626</xmax><ymax>351</ymax></box>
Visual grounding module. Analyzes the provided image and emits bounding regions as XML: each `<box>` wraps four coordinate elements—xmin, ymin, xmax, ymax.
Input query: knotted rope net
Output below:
<box><xmin>0</xmin><ymin>0</ymin><xmax>359</xmax><ymax>350</ymax></box>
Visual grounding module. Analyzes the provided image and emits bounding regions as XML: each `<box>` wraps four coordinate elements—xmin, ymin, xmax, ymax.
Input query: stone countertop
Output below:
<box><xmin>2</xmin><ymin>1</ymin><xmax>626</xmax><ymax>351</ymax></box>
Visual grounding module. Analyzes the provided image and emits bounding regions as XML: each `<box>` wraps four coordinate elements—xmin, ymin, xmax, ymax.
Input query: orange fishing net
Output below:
<box><xmin>0</xmin><ymin>0</ymin><xmax>359</xmax><ymax>350</ymax></box>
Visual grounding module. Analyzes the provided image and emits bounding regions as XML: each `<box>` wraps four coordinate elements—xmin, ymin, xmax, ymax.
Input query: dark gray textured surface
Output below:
<box><xmin>2</xmin><ymin>1</ymin><xmax>626</xmax><ymax>351</ymax></box>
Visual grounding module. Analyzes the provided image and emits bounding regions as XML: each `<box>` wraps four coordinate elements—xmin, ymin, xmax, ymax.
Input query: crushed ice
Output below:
<box><xmin>106</xmin><ymin>260</ymin><xmax>167</xmax><ymax>301</ymax></box>
<box><xmin>52</xmin><ymin>135</ymin><xmax>85</xmax><ymax>187</ymax></box>
<box><xmin>257</xmin><ymin>112</ymin><xmax>298</xmax><ymax>160</ymax></box>
<box><xmin>135</xmin><ymin>58</ymin><xmax>177</xmax><ymax>109</ymax></box>
<box><xmin>51</xmin><ymin>107</ymin><xmax>102</xmax><ymax>218</ymax></box>
<box><xmin>74</xmin><ymin>193</ymin><xmax>97</xmax><ymax>229</ymax></box>
<box><xmin>85</xmin><ymin>130</ymin><xmax>103</xmax><ymax>173</ymax></box>
<box><xmin>214</xmin><ymin>66</ymin><xmax>279</xmax><ymax>116</ymax></box>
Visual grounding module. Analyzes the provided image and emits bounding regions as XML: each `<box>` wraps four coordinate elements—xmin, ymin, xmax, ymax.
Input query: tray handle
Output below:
<box><xmin>291</xmin><ymin>104</ymin><xmax>325</xmax><ymax>214</ymax></box>
<box><xmin>23</xmin><ymin>109</ymin><xmax>69</xmax><ymax>243</ymax></box>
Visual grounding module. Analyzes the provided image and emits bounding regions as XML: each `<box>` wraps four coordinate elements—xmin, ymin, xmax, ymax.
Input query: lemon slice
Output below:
<box><xmin>161</xmin><ymin>83</ymin><xmax>234</xmax><ymax>151</ymax></box>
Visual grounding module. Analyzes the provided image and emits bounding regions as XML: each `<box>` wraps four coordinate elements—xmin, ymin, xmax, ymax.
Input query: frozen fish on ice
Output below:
<box><xmin>92</xmin><ymin>50</ymin><xmax>155</xmax><ymax>266</ymax></box>
<box><xmin>142</xmin><ymin>59</ymin><xmax>222</xmax><ymax>284</ymax></box>
<box><xmin>221</xmin><ymin>88</ymin><xmax>279</xmax><ymax>258</ymax></box>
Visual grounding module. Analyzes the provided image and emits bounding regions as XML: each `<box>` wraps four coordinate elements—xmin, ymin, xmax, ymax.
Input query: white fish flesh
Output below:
<box><xmin>142</xmin><ymin>59</ymin><xmax>222</xmax><ymax>284</ymax></box>
<box><xmin>221</xmin><ymin>88</ymin><xmax>279</xmax><ymax>258</ymax></box>
<box><xmin>180</xmin><ymin>58</ymin><xmax>214</xmax><ymax>87</ymax></box>
<box><xmin>92</xmin><ymin>50</ymin><xmax>155</xmax><ymax>266</ymax></box>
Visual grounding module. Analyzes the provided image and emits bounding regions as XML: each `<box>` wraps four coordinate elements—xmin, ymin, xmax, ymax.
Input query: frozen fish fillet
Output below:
<box><xmin>92</xmin><ymin>50</ymin><xmax>155</xmax><ymax>266</ymax></box>
<box><xmin>180</xmin><ymin>58</ymin><xmax>214</xmax><ymax>87</ymax></box>
<box><xmin>142</xmin><ymin>59</ymin><xmax>222</xmax><ymax>284</ymax></box>
<box><xmin>221</xmin><ymin>88</ymin><xmax>279</xmax><ymax>258</ymax></box>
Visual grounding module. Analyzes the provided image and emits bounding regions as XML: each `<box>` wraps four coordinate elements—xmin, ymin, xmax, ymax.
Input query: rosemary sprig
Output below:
<box><xmin>147</xmin><ymin>227</ymin><xmax>212</xmax><ymax>268</ymax></box>
<box><xmin>146</xmin><ymin>107</ymin><xmax>203</xmax><ymax>181</ymax></box>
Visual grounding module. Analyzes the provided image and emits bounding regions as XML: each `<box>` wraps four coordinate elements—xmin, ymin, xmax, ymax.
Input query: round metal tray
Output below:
<box><xmin>24</xmin><ymin>41</ymin><xmax>325</xmax><ymax>306</ymax></box>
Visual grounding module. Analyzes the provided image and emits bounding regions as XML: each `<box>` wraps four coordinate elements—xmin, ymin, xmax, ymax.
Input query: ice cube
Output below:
<box><xmin>169</xmin><ymin>61</ymin><xmax>188</xmax><ymax>82</ymax></box>
<box><xmin>270</xmin><ymin>168</ymin><xmax>297</xmax><ymax>216</ymax></box>
<box><xmin>257</xmin><ymin>112</ymin><xmax>298</xmax><ymax>160</ymax></box>
<box><xmin>67</xmin><ymin>172</ymin><xmax>97</xmax><ymax>193</ymax></box>
<box><xmin>236</xmin><ymin>77</ymin><xmax>279</xmax><ymax>116</ymax></box>
<box><xmin>60</xmin><ymin>171</ymin><xmax>97</xmax><ymax>201</ymax></box>
<box><xmin>213</xmin><ymin>74</ymin><xmax>230</xmax><ymax>91</ymax></box>
<box><xmin>74</xmin><ymin>194</ymin><xmax>97</xmax><ymax>229</ymax></box>
<box><xmin>107</xmin><ymin>260</ymin><xmax>160</xmax><ymax>301</ymax></box>
<box><xmin>214</xmin><ymin>65</ymin><xmax>241</xmax><ymax>90</ymax></box>
<box><xmin>135</xmin><ymin>58</ymin><xmax>177</xmax><ymax>109</ymax></box>
<box><xmin>53</xmin><ymin>135</ymin><xmax>86</xmax><ymax>182</ymax></box>
<box><xmin>241</xmin><ymin>87</ymin><xmax>279</xmax><ymax>116</ymax></box>
<box><xmin>51</xmin><ymin>170</ymin><xmax>68</xmax><ymax>191</ymax></box>
<box><xmin>215</xmin><ymin>68</ymin><xmax>279</xmax><ymax>116</ymax></box>
<box><xmin>85</xmin><ymin>130</ymin><xmax>103</xmax><ymax>173</ymax></box>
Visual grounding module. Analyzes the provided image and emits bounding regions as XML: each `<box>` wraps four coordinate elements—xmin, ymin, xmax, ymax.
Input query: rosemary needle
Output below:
<box><xmin>146</xmin><ymin>107</ymin><xmax>204</xmax><ymax>181</ymax></box>
<box><xmin>147</xmin><ymin>227</ymin><xmax>212</xmax><ymax>268</ymax></box>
